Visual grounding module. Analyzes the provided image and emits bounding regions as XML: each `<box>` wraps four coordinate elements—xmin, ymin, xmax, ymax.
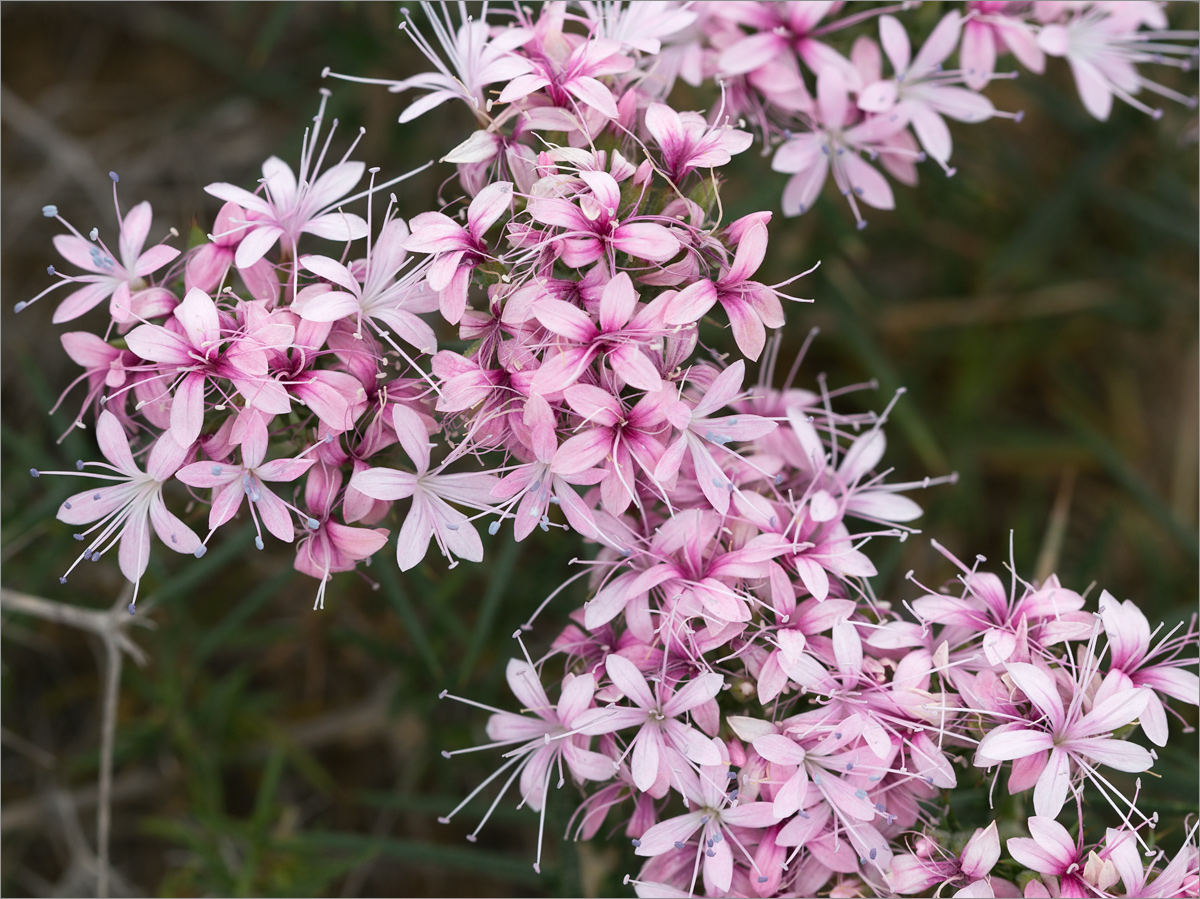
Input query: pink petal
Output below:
<box><xmin>879</xmin><ymin>15</ymin><xmax>911</xmax><ymax>75</ymax></box>
<box><xmin>1006</xmin><ymin>662</ymin><xmax>1065</xmax><ymax>729</ymax></box>
<box><xmin>1032</xmin><ymin>747</ymin><xmax>1072</xmax><ymax>818</ymax></box>
<box><xmin>605</xmin><ymin>653</ymin><xmax>655</xmax><ymax>709</ymax></box>
<box><xmin>976</xmin><ymin>726</ymin><xmax>1055</xmax><ymax>761</ymax></box>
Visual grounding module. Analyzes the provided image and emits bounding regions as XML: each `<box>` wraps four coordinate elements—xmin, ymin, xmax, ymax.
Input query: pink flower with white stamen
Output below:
<box><xmin>37</xmin><ymin>411</ymin><xmax>200</xmax><ymax>613</ymax></box>
<box><xmin>23</xmin><ymin>181</ymin><xmax>180</xmax><ymax>325</ymax></box>
<box><xmin>575</xmin><ymin>654</ymin><xmax>725</xmax><ymax>795</ymax></box>
<box><xmin>403</xmin><ymin>181</ymin><xmax>512</xmax><ymax>324</ymax></box>
<box><xmin>349</xmin><ymin>404</ymin><xmax>498</xmax><ymax>571</ymax></box>
<box><xmin>975</xmin><ymin>661</ymin><xmax>1154</xmax><ymax>819</ymax></box>
<box><xmin>204</xmin><ymin>91</ymin><xmax>370</xmax><ymax>270</ymax></box>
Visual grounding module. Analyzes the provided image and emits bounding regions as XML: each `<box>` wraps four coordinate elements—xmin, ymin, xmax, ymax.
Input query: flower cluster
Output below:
<box><xmin>334</xmin><ymin>1</ymin><xmax>1199</xmax><ymax>228</ymax></box>
<box><xmin>18</xmin><ymin>1</ymin><xmax>1199</xmax><ymax>896</ymax></box>
<box><xmin>453</xmin><ymin>539</ymin><xmax>1198</xmax><ymax>896</ymax></box>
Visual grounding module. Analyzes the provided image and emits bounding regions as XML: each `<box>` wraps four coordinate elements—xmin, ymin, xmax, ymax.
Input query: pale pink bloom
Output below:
<box><xmin>785</xmin><ymin>404</ymin><xmax>925</xmax><ymax>525</ymax></box>
<box><xmin>890</xmin><ymin>822</ymin><xmax>1002</xmax><ymax>895</ymax></box>
<box><xmin>664</xmin><ymin>222</ymin><xmax>786</xmax><ymax>361</ymax></box>
<box><xmin>643</xmin><ymin>103</ymin><xmax>753</xmax><ymax>182</ymax></box>
<box><xmin>858</xmin><ymin>12</ymin><xmax>996</xmax><ymax>169</ymax></box>
<box><xmin>715</xmin><ymin>1</ymin><xmax>859</xmax><ymax>89</ymax></box>
<box><xmin>294</xmin><ymin>217</ymin><xmax>439</xmax><ymax>353</ymax></box>
<box><xmin>975</xmin><ymin>661</ymin><xmax>1153</xmax><ymax>818</ymax></box>
<box><xmin>176</xmin><ymin>411</ymin><xmax>315</xmax><ymax>546</ymax></box>
<box><xmin>451</xmin><ymin>660</ymin><xmax>613</xmax><ymax>872</ymax></box>
<box><xmin>30</xmin><ymin>194</ymin><xmax>180</xmax><ymax>325</ymax></box>
<box><xmin>771</xmin><ymin>66</ymin><xmax>909</xmax><ymax>226</ymax></box>
<box><xmin>1102</xmin><ymin>824</ymin><xmax>1200</xmax><ymax>898</ymax></box>
<box><xmin>47</xmin><ymin>411</ymin><xmax>199</xmax><ymax>611</ymax></box>
<box><xmin>204</xmin><ymin>91</ymin><xmax>368</xmax><ymax>269</ymax></box>
<box><xmin>184</xmin><ymin>201</ymin><xmax>278</xmax><ymax>299</ymax></box>
<box><xmin>655</xmin><ymin>360</ymin><xmax>777</xmax><ymax>513</ymax></box>
<box><xmin>961</xmin><ymin>2</ymin><xmax>1046</xmax><ymax>91</ymax></box>
<box><xmin>531</xmin><ymin>271</ymin><xmax>668</xmax><ymax>394</ymax></box>
<box><xmin>632</xmin><ymin>746</ymin><xmax>780</xmax><ymax>895</ymax></box>
<box><xmin>124</xmin><ymin>288</ymin><xmax>288</xmax><ymax>446</ymax></box>
<box><xmin>55</xmin><ymin>331</ymin><xmax>140</xmax><ymax>434</ymax></box>
<box><xmin>497</xmin><ymin>10</ymin><xmax>634</xmax><ymax>120</ymax></box>
<box><xmin>525</xmin><ymin>170</ymin><xmax>681</xmax><ymax>268</ymax></box>
<box><xmin>489</xmin><ymin>394</ymin><xmax>605</xmax><ymax>542</ymax></box>
<box><xmin>367</xmin><ymin>2</ymin><xmax>532</xmax><ymax>124</ymax></box>
<box><xmin>403</xmin><ymin>181</ymin><xmax>512</xmax><ymax>324</ymax></box>
<box><xmin>349</xmin><ymin>404</ymin><xmax>498</xmax><ymax>570</ymax></box>
<box><xmin>576</xmin><ymin>0</ymin><xmax>697</xmax><ymax>57</ymax></box>
<box><xmin>575</xmin><ymin>654</ymin><xmax>724</xmax><ymax>794</ymax></box>
<box><xmin>552</xmin><ymin>384</ymin><xmax>672</xmax><ymax>517</ymax></box>
<box><xmin>1098</xmin><ymin>591</ymin><xmax>1200</xmax><ymax>747</ymax></box>
<box><xmin>293</xmin><ymin>516</ymin><xmax>389</xmax><ymax>610</ymax></box>
<box><xmin>1037</xmin><ymin>3</ymin><xmax>1199</xmax><ymax>121</ymax></box>
<box><xmin>1007</xmin><ymin>817</ymin><xmax>1092</xmax><ymax>899</ymax></box>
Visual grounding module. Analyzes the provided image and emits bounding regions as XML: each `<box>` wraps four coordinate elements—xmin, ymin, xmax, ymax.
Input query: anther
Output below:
<box><xmin>255</xmin><ymin>536</ymin><xmax>265</xmax><ymax>550</ymax></box>
<box><xmin>109</xmin><ymin>171</ymin><xmax>120</xmax><ymax>183</ymax></box>
<box><xmin>42</xmin><ymin>205</ymin><xmax>58</xmax><ymax>217</ymax></box>
<box><xmin>89</xmin><ymin>228</ymin><xmax>99</xmax><ymax>241</ymax></box>
<box><xmin>14</xmin><ymin>301</ymin><xmax>27</xmax><ymax>313</ymax></box>
<box><xmin>307</xmin><ymin>517</ymin><xmax>320</xmax><ymax>529</ymax></box>
<box><xmin>29</xmin><ymin>468</ymin><xmax>39</xmax><ymax>478</ymax></box>
<box><xmin>76</xmin><ymin>460</ymin><xmax>85</xmax><ymax>470</ymax></box>
<box><xmin>194</xmin><ymin>546</ymin><xmax>207</xmax><ymax>558</ymax></box>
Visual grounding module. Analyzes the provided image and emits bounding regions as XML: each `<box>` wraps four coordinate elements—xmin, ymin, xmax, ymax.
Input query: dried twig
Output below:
<box><xmin>0</xmin><ymin>586</ymin><xmax>146</xmax><ymax>898</ymax></box>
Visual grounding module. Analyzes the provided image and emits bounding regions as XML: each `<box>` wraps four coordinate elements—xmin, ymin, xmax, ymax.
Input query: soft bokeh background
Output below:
<box><xmin>2</xmin><ymin>3</ymin><xmax>1196</xmax><ymax>896</ymax></box>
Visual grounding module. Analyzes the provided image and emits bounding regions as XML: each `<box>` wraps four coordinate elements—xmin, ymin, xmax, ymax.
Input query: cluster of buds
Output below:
<box><xmin>19</xmin><ymin>1</ymin><xmax>1198</xmax><ymax>896</ymax></box>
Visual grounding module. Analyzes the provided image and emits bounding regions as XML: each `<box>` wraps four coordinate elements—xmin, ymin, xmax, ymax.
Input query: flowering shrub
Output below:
<box><xmin>15</xmin><ymin>1</ymin><xmax>1199</xmax><ymax>896</ymax></box>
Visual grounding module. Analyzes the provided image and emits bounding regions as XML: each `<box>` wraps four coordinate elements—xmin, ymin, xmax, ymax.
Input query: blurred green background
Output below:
<box><xmin>2</xmin><ymin>3</ymin><xmax>1196</xmax><ymax>896</ymax></box>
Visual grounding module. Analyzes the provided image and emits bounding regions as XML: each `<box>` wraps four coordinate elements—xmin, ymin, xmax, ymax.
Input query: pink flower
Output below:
<box><xmin>403</xmin><ymin>181</ymin><xmax>512</xmax><ymax>324</ymax></box>
<box><xmin>771</xmin><ymin>66</ymin><xmax>909</xmax><ymax>226</ymax></box>
<box><xmin>1098</xmin><ymin>591</ymin><xmax>1200</xmax><ymax>747</ymax></box>
<box><xmin>29</xmin><ymin>190</ymin><xmax>180</xmax><ymax>325</ymax></box>
<box><xmin>458</xmin><ymin>660</ymin><xmax>612</xmax><ymax>872</ymax></box>
<box><xmin>1007</xmin><ymin>817</ymin><xmax>1091</xmax><ymax>898</ymax></box>
<box><xmin>176</xmin><ymin>411</ymin><xmax>316</xmax><ymax>546</ymax></box>
<box><xmin>655</xmin><ymin>360</ymin><xmax>778</xmax><ymax>513</ymax></box>
<box><xmin>631</xmin><ymin>746</ymin><xmax>781</xmax><ymax>895</ymax></box>
<box><xmin>1037</xmin><ymin>3</ymin><xmax>1197</xmax><ymax>121</ymax></box>
<box><xmin>381</xmin><ymin>6</ymin><xmax>532</xmax><ymax>124</ymax></box>
<box><xmin>526</xmin><ymin>170</ymin><xmax>681</xmax><ymax>269</ymax></box>
<box><xmin>204</xmin><ymin>91</ymin><xmax>368</xmax><ymax>269</ymax></box>
<box><xmin>293</xmin><ymin>516</ymin><xmax>389</xmax><ymax>610</ymax></box>
<box><xmin>975</xmin><ymin>661</ymin><xmax>1154</xmax><ymax>819</ymax></box>
<box><xmin>46</xmin><ymin>411</ymin><xmax>199</xmax><ymax>611</ymax></box>
<box><xmin>125</xmin><ymin>288</ymin><xmax>289</xmax><ymax>446</ymax></box>
<box><xmin>551</xmin><ymin>384</ymin><xmax>672</xmax><ymax>517</ymax></box>
<box><xmin>644</xmin><ymin>103</ymin><xmax>753</xmax><ymax>182</ymax></box>
<box><xmin>294</xmin><ymin>217</ymin><xmax>439</xmax><ymax>352</ymax></box>
<box><xmin>531</xmin><ymin>271</ymin><xmax>668</xmax><ymax>394</ymax></box>
<box><xmin>496</xmin><ymin>15</ymin><xmax>634</xmax><ymax>120</ymax></box>
<box><xmin>961</xmin><ymin>2</ymin><xmax>1046</xmax><ymax>92</ymax></box>
<box><xmin>858</xmin><ymin>12</ymin><xmax>995</xmax><ymax>170</ymax></box>
<box><xmin>575</xmin><ymin>654</ymin><xmax>724</xmax><ymax>794</ymax></box>
<box><xmin>716</xmin><ymin>1</ymin><xmax>858</xmax><ymax>88</ymax></box>
<box><xmin>664</xmin><ymin>221</ymin><xmax>786</xmax><ymax>361</ymax></box>
<box><xmin>349</xmin><ymin>404</ymin><xmax>498</xmax><ymax>570</ymax></box>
